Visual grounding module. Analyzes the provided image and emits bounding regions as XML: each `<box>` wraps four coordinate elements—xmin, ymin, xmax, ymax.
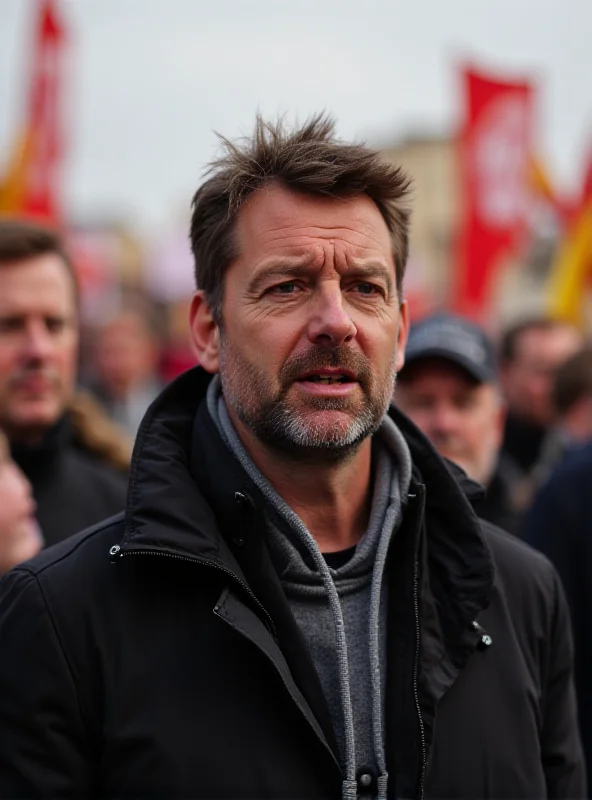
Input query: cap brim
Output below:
<box><xmin>401</xmin><ymin>347</ymin><xmax>492</xmax><ymax>383</ymax></box>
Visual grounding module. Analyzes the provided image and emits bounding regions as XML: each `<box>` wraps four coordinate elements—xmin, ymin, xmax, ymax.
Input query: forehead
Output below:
<box><xmin>0</xmin><ymin>254</ymin><xmax>76</xmax><ymax>314</ymax></box>
<box><xmin>517</xmin><ymin>324</ymin><xmax>580</xmax><ymax>355</ymax></box>
<box><xmin>233</xmin><ymin>182</ymin><xmax>393</xmax><ymax>266</ymax></box>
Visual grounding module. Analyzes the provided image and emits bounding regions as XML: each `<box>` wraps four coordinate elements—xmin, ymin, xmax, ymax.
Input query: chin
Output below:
<box><xmin>12</xmin><ymin>404</ymin><xmax>62</xmax><ymax>433</ymax></box>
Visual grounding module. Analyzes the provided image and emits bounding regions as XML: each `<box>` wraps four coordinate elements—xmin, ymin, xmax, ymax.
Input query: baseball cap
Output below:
<box><xmin>402</xmin><ymin>313</ymin><xmax>496</xmax><ymax>383</ymax></box>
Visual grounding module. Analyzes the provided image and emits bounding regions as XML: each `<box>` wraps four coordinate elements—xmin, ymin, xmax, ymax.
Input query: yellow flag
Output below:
<box><xmin>0</xmin><ymin>131</ymin><xmax>34</xmax><ymax>214</ymax></box>
<box><xmin>546</xmin><ymin>198</ymin><xmax>592</xmax><ymax>326</ymax></box>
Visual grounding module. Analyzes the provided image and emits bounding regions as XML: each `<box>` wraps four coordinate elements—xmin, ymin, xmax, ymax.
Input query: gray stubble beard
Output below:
<box><xmin>219</xmin><ymin>341</ymin><xmax>397</xmax><ymax>463</ymax></box>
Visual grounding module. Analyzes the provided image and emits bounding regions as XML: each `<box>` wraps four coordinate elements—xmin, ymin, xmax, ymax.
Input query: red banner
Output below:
<box><xmin>454</xmin><ymin>67</ymin><xmax>535</xmax><ymax>318</ymax></box>
<box><xmin>0</xmin><ymin>0</ymin><xmax>66</xmax><ymax>223</ymax></box>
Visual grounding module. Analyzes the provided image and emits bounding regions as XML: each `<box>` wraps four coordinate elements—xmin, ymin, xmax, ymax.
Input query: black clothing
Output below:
<box><xmin>11</xmin><ymin>415</ymin><xmax>128</xmax><ymax>546</ymax></box>
<box><xmin>473</xmin><ymin>455</ymin><xmax>522</xmax><ymax>535</ymax></box>
<box><xmin>323</xmin><ymin>546</ymin><xmax>357</xmax><ymax>569</ymax></box>
<box><xmin>523</xmin><ymin>442</ymin><xmax>592</xmax><ymax>788</ymax></box>
<box><xmin>0</xmin><ymin>368</ymin><xmax>585</xmax><ymax>799</ymax></box>
<box><xmin>502</xmin><ymin>412</ymin><xmax>547</xmax><ymax>474</ymax></box>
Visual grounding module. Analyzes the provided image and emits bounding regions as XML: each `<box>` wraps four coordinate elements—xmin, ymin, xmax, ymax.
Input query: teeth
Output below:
<box><xmin>307</xmin><ymin>375</ymin><xmax>346</xmax><ymax>384</ymax></box>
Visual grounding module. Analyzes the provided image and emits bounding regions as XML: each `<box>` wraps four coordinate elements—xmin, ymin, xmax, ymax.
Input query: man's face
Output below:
<box><xmin>192</xmin><ymin>183</ymin><xmax>408</xmax><ymax>460</ymax></box>
<box><xmin>96</xmin><ymin>312</ymin><xmax>157</xmax><ymax>399</ymax></box>
<box><xmin>0</xmin><ymin>254</ymin><xmax>79</xmax><ymax>443</ymax></box>
<box><xmin>501</xmin><ymin>325</ymin><xmax>582</xmax><ymax>427</ymax></box>
<box><xmin>396</xmin><ymin>358</ymin><xmax>504</xmax><ymax>485</ymax></box>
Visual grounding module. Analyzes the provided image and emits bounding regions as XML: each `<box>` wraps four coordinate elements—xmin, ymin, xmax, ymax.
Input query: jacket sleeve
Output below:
<box><xmin>540</xmin><ymin>565</ymin><xmax>588</xmax><ymax>799</ymax></box>
<box><xmin>0</xmin><ymin>567</ymin><xmax>93</xmax><ymax>797</ymax></box>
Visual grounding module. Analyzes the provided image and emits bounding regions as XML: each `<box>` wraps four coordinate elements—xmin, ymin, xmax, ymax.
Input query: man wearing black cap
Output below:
<box><xmin>396</xmin><ymin>313</ymin><xmax>521</xmax><ymax>533</ymax></box>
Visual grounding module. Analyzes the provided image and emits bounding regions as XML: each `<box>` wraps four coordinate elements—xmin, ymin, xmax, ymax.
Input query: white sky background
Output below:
<box><xmin>1</xmin><ymin>0</ymin><xmax>591</xmax><ymax>234</ymax></box>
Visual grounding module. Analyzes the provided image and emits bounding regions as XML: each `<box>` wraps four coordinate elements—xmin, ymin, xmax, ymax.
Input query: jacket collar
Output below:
<box><xmin>121</xmin><ymin>366</ymin><xmax>493</xmax><ymax>624</ymax></box>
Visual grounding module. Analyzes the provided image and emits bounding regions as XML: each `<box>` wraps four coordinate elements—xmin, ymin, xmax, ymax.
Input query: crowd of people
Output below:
<box><xmin>0</xmin><ymin>114</ymin><xmax>590</xmax><ymax>797</ymax></box>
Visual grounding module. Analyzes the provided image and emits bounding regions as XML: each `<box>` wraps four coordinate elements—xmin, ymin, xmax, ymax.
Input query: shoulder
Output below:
<box><xmin>482</xmin><ymin>520</ymin><xmax>556</xmax><ymax>584</ymax></box>
<box><xmin>63</xmin><ymin>445</ymin><xmax>128</xmax><ymax>493</ymax></box>
<box><xmin>538</xmin><ymin>442</ymin><xmax>592</xmax><ymax>496</ymax></box>
<box><xmin>524</xmin><ymin>443</ymin><xmax>592</xmax><ymax>542</ymax></box>
<box><xmin>480</xmin><ymin>520</ymin><xmax>562</xmax><ymax>618</ymax></box>
<box><xmin>1</xmin><ymin>514</ymin><xmax>125</xmax><ymax>607</ymax></box>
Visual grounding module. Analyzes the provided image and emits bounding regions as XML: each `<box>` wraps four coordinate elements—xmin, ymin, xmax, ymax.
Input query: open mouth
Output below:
<box><xmin>302</xmin><ymin>375</ymin><xmax>351</xmax><ymax>384</ymax></box>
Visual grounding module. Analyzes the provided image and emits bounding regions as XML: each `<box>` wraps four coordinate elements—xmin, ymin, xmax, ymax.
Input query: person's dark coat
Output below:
<box><xmin>472</xmin><ymin>454</ymin><xmax>523</xmax><ymax>535</ymax></box>
<box><xmin>0</xmin><ymin>368</ymin><xmax>585</xmax><ymax>799</ymax></box>
<box><xmin>523</xmin><ymin>442</ymin><xmax>592</xmax><ymax>789</ymax></box>
<box><xmin>10</xmin><ymin>392</ymin><xmax>130</xmax><ymax>546</ymax></box>
<box><xmin>502</xmin><ymin>412</ymin><xmax>547</xmax><ymax>474</ymax></box>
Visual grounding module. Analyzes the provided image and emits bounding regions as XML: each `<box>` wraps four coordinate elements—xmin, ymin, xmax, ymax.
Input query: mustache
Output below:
<box><xmin>8</xmin><ymin>365</ymin><xmax>61</xmax><ymax>388</ymax></box>
<box><xmin>430</xmin><ymin>433</ymin><xmax>468</xmax><ymax>456</ymax></box>
<box><xmin>279</xmin><ymin>345</ymin><xmax>373</xmax><ymax>387</ymax></box>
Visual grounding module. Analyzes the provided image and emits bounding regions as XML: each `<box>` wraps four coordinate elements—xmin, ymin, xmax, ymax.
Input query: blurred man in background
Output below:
<box><xmin>90</xmin><ymin>302</ymin><xmax>163</xmax><ymax>436</ymax></box>
<box><xmin>0</xmin><ymin>219</ymin><xmax>130</xmax><ymax>546</ymax></box>
<box><xmin>0</xmin><ymin>430</ymin><xmax>42</xmax><ymax>574</ymax></box>
<box><xmin>396</xmin><ymin>313</ymin><xmax>521</xmax><ymax>533</ymax></box>
<box><xmin>499</xmin><ymin>317</ymin><xmax>582</xmax><ymax>477</ymax></box>
<box><xmin>527</xmin><ymin>345</ymin><xmax>592</xmax><ymax>491</ymax></box>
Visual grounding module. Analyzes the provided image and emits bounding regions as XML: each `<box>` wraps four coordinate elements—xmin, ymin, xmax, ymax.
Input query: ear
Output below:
<box><xmin>189</xmin><ymin>291</ymin><xmax>220</xmax><ymax>374</ymax></box>
<box><xmin>394</xmin><ymin>299</ymin><xmax>410</xmax><ymax>373</ymax></box>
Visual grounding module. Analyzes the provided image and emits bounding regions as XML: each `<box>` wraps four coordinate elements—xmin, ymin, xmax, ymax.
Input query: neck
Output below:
<box><xmin>230</xmin><ymin>409</ymin><xmax>374</xmax><ymax>553</ymax></box>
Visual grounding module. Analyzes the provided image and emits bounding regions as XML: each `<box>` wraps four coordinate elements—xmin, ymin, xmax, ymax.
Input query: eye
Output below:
<box><xmin>45</xmin><ymin>317</ymin><xmax>66</xmax><ymax>333</ymax></box>
<box><xmin>269</xmin><ymin>281</ymin><xmax>299</xmax><ymax>295</ymax></box>
<box><xmin>352</xmin><ymin>282</ymin><xmax>383</xmax><ymax>297</ymax></box>
<box><xmin>0</xmin><ymin>317</ymin><xmax>23</xmax><ymax>333</ymax></box>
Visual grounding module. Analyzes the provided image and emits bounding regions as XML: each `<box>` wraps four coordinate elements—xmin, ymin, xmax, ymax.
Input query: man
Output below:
<box><xmin>396</xmin><ymin>313</ymin><xmax>521</xmax><ymax>533</ymax></box>
<box><xmin>531</xmin><ymin>346</ymin><xmax>592</xmax><ymax>490</ymax></box>
<box><xmin>0</xmin><ymin>116</ymin><xmax>585</xmax><ymax>799</ymax></box>
<box><xmin>0</xmin><ymin>220</ymin><xmax>130</xmax><ymax>545</ymax></box>
<box><xmin>499</xmin><ymin>316</ymin><xmax>582</xmax><ymax>475</ymax></box>
<box><xmin>523</xmin><ymin>442</ymin><xmax>592</xmax><ymax>788</ymax></box>
<box><xmin>90</xmin><ymin>301</ymin><xmax>163</xmax><ymax>435</ymax></box>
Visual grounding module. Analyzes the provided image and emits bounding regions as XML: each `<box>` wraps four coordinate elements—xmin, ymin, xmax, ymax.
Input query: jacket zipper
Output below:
<box><xmin>412</xmin><ymin>545</ymin><xmax>427</xmax><ymax>799</ymax></box>
<box><xmin>112</xmin><ymin>546</ymin><xmax>276</xmax><ymax>639</ymax></box>
<box><xmin>114</xmin><ymin>544</ymin><xmax>341</xmax><ymax>773</ymax></box>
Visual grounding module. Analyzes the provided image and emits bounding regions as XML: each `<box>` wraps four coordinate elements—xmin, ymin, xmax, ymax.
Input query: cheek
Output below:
<box><xmin>0</xmin><ymin>344</ymin><xmax>19</xmax><ymax>376</ymax></box>
<box><xmin>0</xmin><ymin>485</ymin><xmax>20</xmax><ymax>523</ymax></box>
<box><xmin>57</xmin><ymin>337</ymin><xmax>79</xmax><ymax>375</ymax></box>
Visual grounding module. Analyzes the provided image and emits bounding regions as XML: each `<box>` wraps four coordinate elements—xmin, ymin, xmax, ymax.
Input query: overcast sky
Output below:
<box><xmin>1</xmin><ymin>0</ymin><xmax>591</xmax><ymax>234</ymax></box>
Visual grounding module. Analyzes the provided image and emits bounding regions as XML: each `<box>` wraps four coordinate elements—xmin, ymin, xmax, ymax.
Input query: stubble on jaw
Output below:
<box><xmin>218</xmin><ymin>341</ymin><xmax>397</xmax><ymax>464</ymax></box>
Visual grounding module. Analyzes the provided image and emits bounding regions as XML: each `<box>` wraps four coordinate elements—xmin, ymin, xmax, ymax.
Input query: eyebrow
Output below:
<box><xmin>247</xmin><ymin>258</ymin><xmax>394</xmax><ymax>295</ymax></box>
<box><xmin>246</xmin><ymin>258</ymin><xmax>316</xmax><ymax>295</ymax></box>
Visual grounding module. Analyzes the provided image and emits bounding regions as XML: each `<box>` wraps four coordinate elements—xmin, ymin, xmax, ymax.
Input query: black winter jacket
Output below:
<box><xmin>0</xmin><ymin>368</ymin><xmax>586</xmax><ymax>799</ymax></box>
<box><xmin>11</xmin><ymin>415</ymin><xmax>128</xmax><ymax>546</ymax></box>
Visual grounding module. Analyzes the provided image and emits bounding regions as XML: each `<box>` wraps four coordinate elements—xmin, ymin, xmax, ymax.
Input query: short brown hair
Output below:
<box><xmin>499</xmin><ymin>317</ymin><xmax>577</xmax><ymax>364</ymax></box>
<box><xmin>190</xmin><ymin>113</ymin><xmax>412</xmax><ymax>322</ymax></box>
<box><xmin>553</xmin><ymin>347</ymin><xmax>592</xmax><ymax>416</ymax></box>
<box><xmin>0</xmin><ymin>218</ymin><xmax>78</xmax><ymax>299</ymax></box>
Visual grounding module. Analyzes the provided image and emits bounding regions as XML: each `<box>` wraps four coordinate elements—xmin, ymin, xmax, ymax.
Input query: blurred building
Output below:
<box><xmin>382</xmin><ymin>134</ymin><xmax>458</xmax><ymax>313</ymax></box>
<box><xmin>380</xmin><ymin>134</ymin><xmax>564</xmax><ymax>331</ymax></box>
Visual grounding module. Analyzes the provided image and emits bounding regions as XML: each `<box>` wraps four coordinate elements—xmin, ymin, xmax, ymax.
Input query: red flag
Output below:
<box><xmin>454</xmin><ymin>67</ymin><xmax>535</xmax><ymax>319</ymax></box>
<box><xmin>0</xmin><ymin>0</ymin><xmax>67</xmax><ymax>223</ymax></box>
<box><xmin>580</xmin><ymin>141</ymin><xmax>592</xmax><ymax>206</ymax></box>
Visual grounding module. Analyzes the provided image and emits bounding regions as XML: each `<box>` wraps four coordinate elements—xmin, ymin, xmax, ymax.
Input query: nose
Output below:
<box><xmin>306</xmin><ymin>283</ymin><xmax>357</xmax><ymax>348</ymax></box>
<box><xmin>22</xmin><ymin>320</ymin><xmax>54</xmax><ymax>362</ymax></box>
<box><xmin>430</xmin><ymin>403</ymin><xmax>460</xmax><ymax>437</ymax></box>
